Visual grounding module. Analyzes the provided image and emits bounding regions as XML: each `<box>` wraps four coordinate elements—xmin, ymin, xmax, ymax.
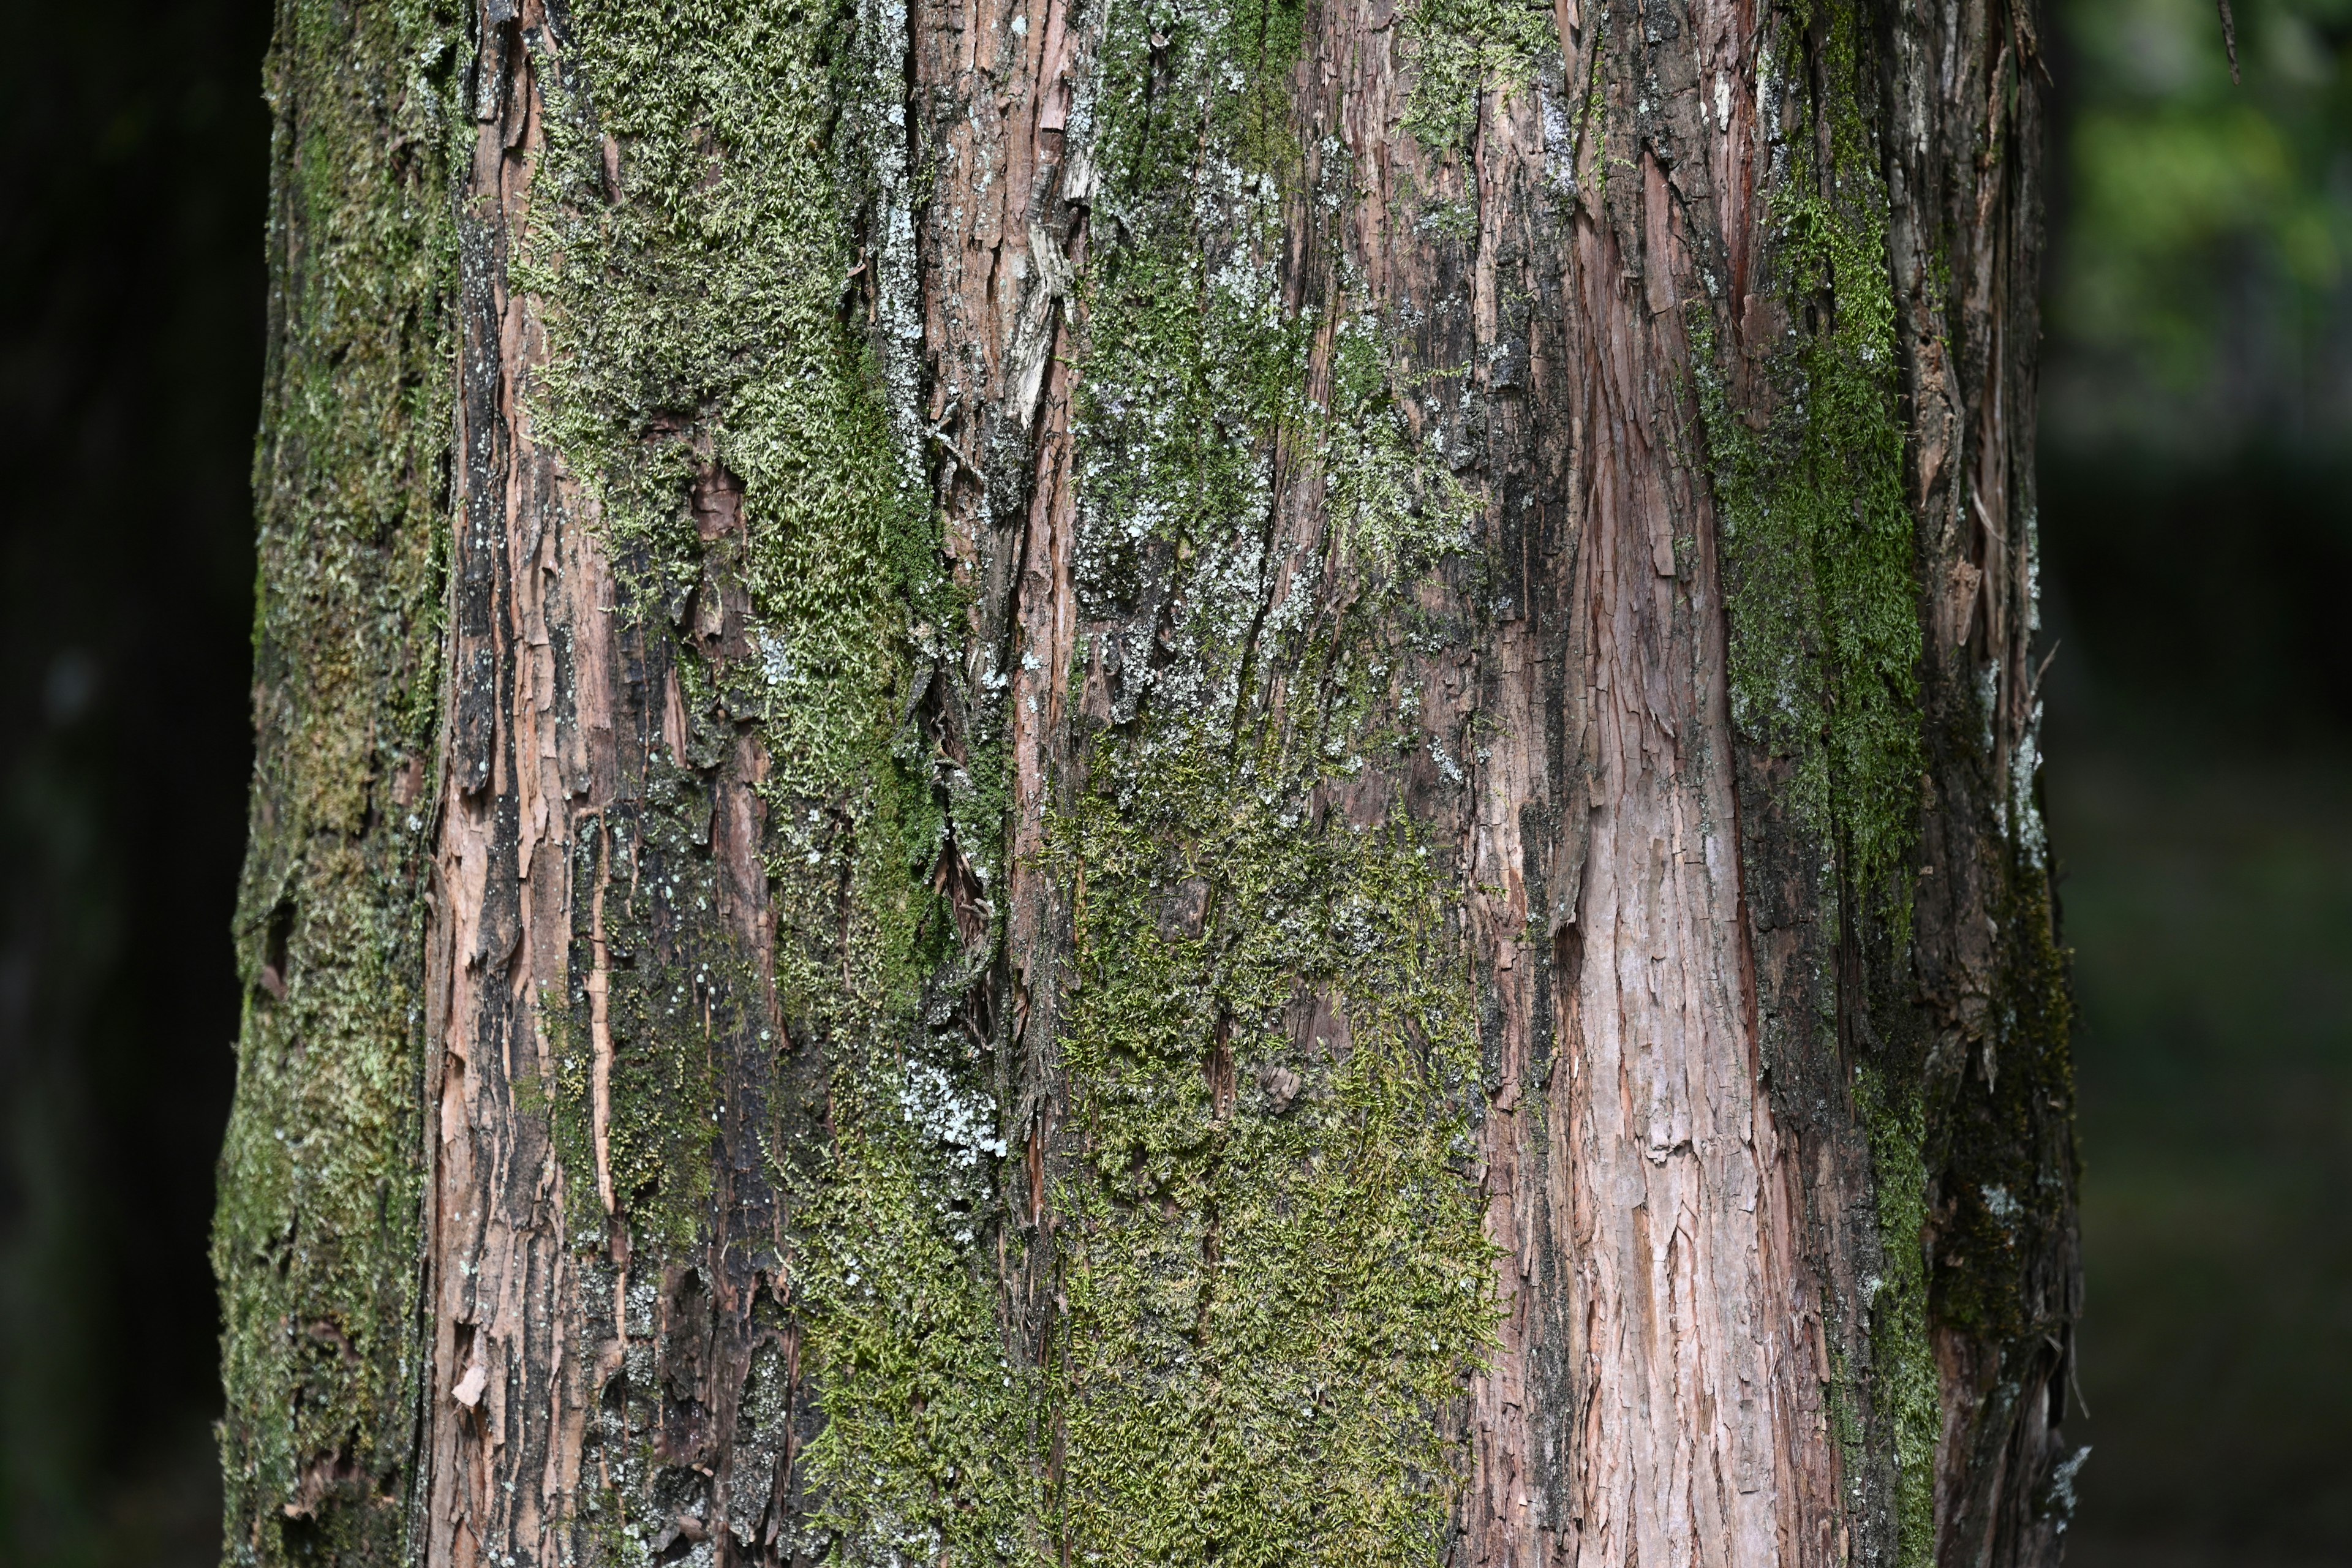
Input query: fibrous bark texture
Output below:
<box><xmin>215</xmin><ymin>0</ymin><xmax>2079</xmax><ymax>1563</ymax></box>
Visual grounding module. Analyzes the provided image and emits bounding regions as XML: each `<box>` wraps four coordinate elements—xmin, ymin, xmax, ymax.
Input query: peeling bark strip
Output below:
<box><xmin>218</xmin><ymin>0</ymin><xmax>2078</xmax><ymax>1562</ymax></box>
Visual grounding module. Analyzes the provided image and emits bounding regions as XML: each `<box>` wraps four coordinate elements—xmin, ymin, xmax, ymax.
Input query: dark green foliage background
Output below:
<box><xmin>0</xmin><ymin>0</ymin><xmax>2345</xmax><ymax>1562</ymax></box>
<box><xmin>2039</xmin><ymin>0</ymin><xmax>2352</xmax><ymax>1559</ymax></box>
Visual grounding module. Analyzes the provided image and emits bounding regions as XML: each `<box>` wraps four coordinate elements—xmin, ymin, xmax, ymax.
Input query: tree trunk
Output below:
<box><xmin>214</xmin><ymin>0</ymin><xmax>2078</xmax><ymax>1562</ymax></box>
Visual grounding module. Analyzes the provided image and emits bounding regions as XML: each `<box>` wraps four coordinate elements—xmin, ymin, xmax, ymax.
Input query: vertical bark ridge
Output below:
<box><xmin>1886</xmin><ymin>0</ymin><xmax>2082</xmax><ymax>1558</ymax></box>
<box><xmin>421</xmin><ymin>0</ymin><xmax>924</xmax><ymax>1562</ymax></box>
<box><xmin>214</xmin><ymin>0</ymin><xmax>461</xmax><ymax>1557</ymax></box>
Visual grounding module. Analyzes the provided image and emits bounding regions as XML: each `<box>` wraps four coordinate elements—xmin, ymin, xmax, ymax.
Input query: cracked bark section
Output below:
<box><xmin>422</xmin><ymin>7</ymin><xmax>802</xmax><ymax>1567</ymax></box>
<box><xmin>1305</xmin><ymin>0</ymin><xmax>1844</xmax><ymax>1557</ymax></box>
<box><xmin>910</xmin><ymin>0</ymin><xmax>1098</xmax><ymax>1420</ymax></box>
<box><xmin>1888</xmin><ymin>0</ymin><xmax>2082</xmax><ymax>1558</ymax></box>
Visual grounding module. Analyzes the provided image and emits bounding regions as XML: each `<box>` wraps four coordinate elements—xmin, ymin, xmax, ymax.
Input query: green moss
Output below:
<box><xmin>1691</xmin><ymin>4</ymin><xmax>1942</xmax><ymax>1561</ymax></box>
<box><xmin>1401</xmin><ymin>0</ymin><xmax>1560</xmax><ymax>148</ymax></box>
<box><xmin>1088</xmin><ymin>0</ymin><xmax>1310</xmax><ymax>190</ymax></box>
<box><xmin>1695</xmin><ymin>0</ymin><xmax>1924</xmax><ymax>908</ymax></box>
<box><xmin>1036</xmin><ymin>9</ymin><xmax>1501</xmax><ymax>1561</ymax></box>
<box><xmin>511</xmin><ymin>0</ymin><xmax>1033</xmax><ymax>1554</ymax></box>
<box><xmin>1855</xmin><ymin>1068</ymin><xmax>1940</xmax><ymax>1568</ymax></box>
<box><xmin>231</xmin><ymin>0</ymin><xmax>1504</xmax><ymax>1554</ymax></box>
<box><xmin>1047</xmin><ymin>748</ymin><xmax>1494</xmax><ymax>1567</ymax></box>
<box><xmin>212</xmin><ymin>0</ymin><xmax>463</xmax><ymax>1559</ymax></box>
<box><xmin>1076</xmin><ymin>0</ymin><xmax>1477</xmax><ymax>732</ymax></box>
<box><xmin>1074</xmin><ymin>237</ymin><xmax>1311</xmax><ymax>614</ymax></box>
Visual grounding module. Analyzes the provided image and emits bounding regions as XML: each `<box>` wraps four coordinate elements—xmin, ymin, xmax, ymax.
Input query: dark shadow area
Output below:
<box><xmin>2041</xmin><ymin>449</ymin><xmax>2352</xmax><ymax>739</ymax></box>
<box><xmin>2040</xmin><ymin>450</ymin><xmax>2352</xmax><ymax>1566</ymax></box>
<box><xmin>0</xmin><ymin>0</ymin><xmax>271</xmax><ymax>1561</ymax></box>
<box><xmin>2038</xmin><ymin>0</ymin><xmax>2352</xmax><ymax>1557</ymax></box>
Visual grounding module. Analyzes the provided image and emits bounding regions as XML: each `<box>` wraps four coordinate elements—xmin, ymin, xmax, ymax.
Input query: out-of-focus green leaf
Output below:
<box><xmin>2051</xmin><ymin>0</ymin><xmax>2352</xmax><ymax>448</ymax></box>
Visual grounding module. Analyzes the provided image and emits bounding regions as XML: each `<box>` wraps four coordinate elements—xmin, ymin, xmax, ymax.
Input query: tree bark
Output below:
<box><xmin>214</xmin><ymin>0</ymin><xmax>2079</xmax><ymax>1563</ymax></box>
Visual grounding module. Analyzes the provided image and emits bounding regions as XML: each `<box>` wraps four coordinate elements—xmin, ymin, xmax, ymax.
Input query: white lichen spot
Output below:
<box><xmin>2010</xmin><ymin>707</ymin><xmax>2048</xmax><ymax>870</ymax></box>
<box><xmin>758</xmin><ymin>628</ymin><xmax>792</xmax><ymax>688</ymax></box>
<box><xmin>2049</xmin><ymin>1445</ymin><xmax>2092</xmax><ymax>1529</ymax></box>
<box><xmin>900</xmin><ymin>1060</ymin><xmax>1009</xmax><ymax>1170</ymax></box>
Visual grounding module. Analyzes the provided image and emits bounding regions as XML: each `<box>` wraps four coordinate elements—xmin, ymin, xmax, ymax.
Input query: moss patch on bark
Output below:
<box><xmin>1855</xmin><ymin>1067</ymin><xmax>1940</xmax><ymax>1568</ymax></box>
<box><xmin>1697</xmin><ymin>1</ymin><xmax>1924</xmax><ymax>910</ymax></box>
<box><xmin>1044</xmin><ymin>4</ymin><xmax>1499</xmax><ymax>1561</ymax></box>
<box><xmin>1401</xmin><ymin>0</ymin><xmax>1560</xmax><ymax>148</ymax></box>
<box><xmin>1049</xmin><ymin>749</ymin><xmax>1493</xmax><ymax>1568</ymax></box>
<box><xmin>1694</xmin><ymin>3</ymin><xmax>1941</xmax><ymax>1562</ymax></box>
<box><xmin>510</xmin><ymin>0</ymin><xmax>1041</xmax><ymax>1558</ymax></box>
<box><xmin>211</xmin><ymin>0</ymin><xmax>464</xmax><ymax>1559</ymax></box>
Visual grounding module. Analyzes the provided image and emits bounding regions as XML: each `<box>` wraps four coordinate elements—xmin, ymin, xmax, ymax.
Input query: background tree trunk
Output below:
<box><xmin>214</xmin><ymin>0</ymin><xmax>2078</xmax><ymax>1562</ymax></box>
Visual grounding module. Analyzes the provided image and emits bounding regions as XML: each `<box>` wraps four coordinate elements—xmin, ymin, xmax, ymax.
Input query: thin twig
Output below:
<box><xmin>2027</xmin><ymin>639</ymin><xmax>2062</xmax><ymax>712</ymax></box>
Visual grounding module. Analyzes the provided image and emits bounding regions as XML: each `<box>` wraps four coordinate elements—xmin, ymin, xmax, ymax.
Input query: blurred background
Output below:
<box><xmin>0</xmin><ymin>0</ymin><xmax>2344</xmax><ymax>1560</ymax></box>
<box><xmin>2040</xmin><ymin>0</ymin><xmax>2352</xmax><ymax>1560</ymax></box>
